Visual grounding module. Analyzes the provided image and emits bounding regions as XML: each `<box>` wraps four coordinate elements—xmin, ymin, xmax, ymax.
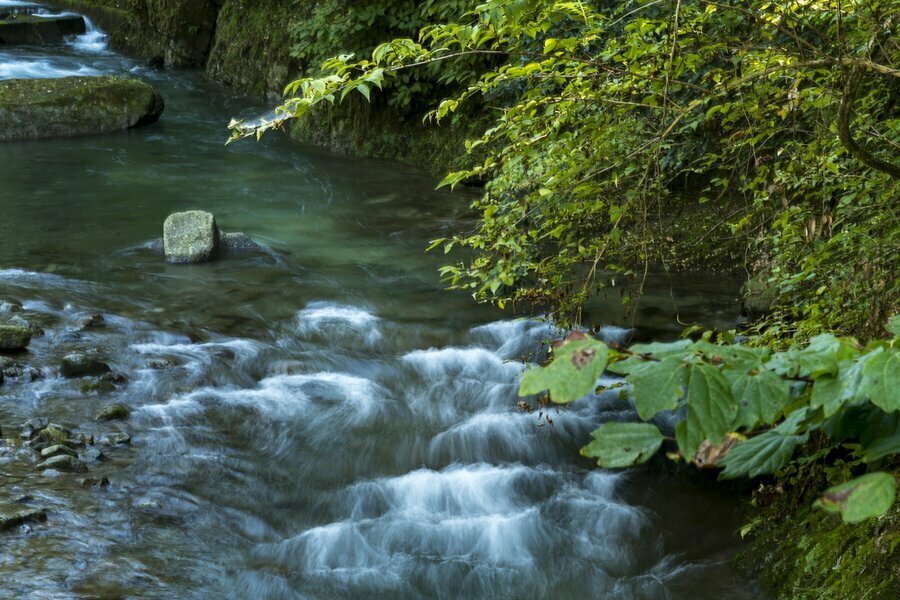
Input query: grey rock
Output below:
<box><xmin>96</xmin><ymin>403</ymin><xmax>130</xmax><ymax>421</ymax></box>
<box><xmin>103</xmin><ymin>432</ymin><xmax>131</xmax><ymax>446</ymax></box>
<box><xmin>36</xmin><ymin>454</ymin><xmax>88</xmax><ymax>473</ymax></box>
<box><xmin>40</xmin><ymin>444</ymin><xmax>78</xmax><ymax>459</ymax></box>
<box><xmin>61</xmin><ymin>352</ymin><xmax>110</xmax><ymax>378</ymax></box>
<box><xmin>0</xmin><ymin>323</ymin><xmax>31</xmax><ymax>351</ymax></box>
<box><xmin>146</xmin><ymin>357</ymin><xmax>176</xmax><ymax>370</ymax></box>
<box><xmin>75</xmin><ymin>313</ymin><xmax>105</xmax><ymax>330</ymax></box>
<box><xmin>221</xmin><ymin>231</ymin><xmax>261</xmax><ymax>252</ymax></box>
<box><xmin>80</xmin><ymin>476</ymin><xmax>110</xmax><ymax>489</ymax></box>
<box><xmin>163</xmin><ymin>210</ymin><xmax>219</xmax><ymax>264</ymax></box>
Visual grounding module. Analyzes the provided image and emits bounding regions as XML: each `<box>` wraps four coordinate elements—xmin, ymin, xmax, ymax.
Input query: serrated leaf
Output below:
<box><xmin>677</xmin><ymin>364</ymin><xmax>737</xmax><ymax>461</ymax></box>
<box><xmin>730</xmin><ymin>369</ymin><xmax>790</xmax><ymax>429</ymax></box>
<box><xmin>719</xmin><ymin>427</ymin><xmax>809</xmax><ymax>478</ymax></box>
<box><xmin>813</xmin><ymin>472</ymin><xmax>897</xmax><ymax>522</ymax></box>
<box><xmin>607</xmin><ymin>339</ymin><xmax>693</xmax><ymax>376</ymax></box>
<box><xmin>580</xmin><ymin>422</ymin><xmax>664</xmax><ymax>468</ymax></box>
<box><xmin>519</xmin><ymin>338</ymin><xmax>609</xmax><ymax>403</ymax></box>
<box><xmin>694</xmin><ymin>341</ymin><xmax>769</xmax><ymax>372</ymax></box>
<box><xmin>859</xmin><ymin>347</ymin><xmax>900</xmax><ymax>412</ymax></box>
<box><xmin>626</xmin><ymin>356</ymin><xmax>687</xmax><ymax>419</ymax></box>
<box><xmin>768</xmin><ymin>334</ymin><xmax>854</xmax><ymax>379</ymax></box>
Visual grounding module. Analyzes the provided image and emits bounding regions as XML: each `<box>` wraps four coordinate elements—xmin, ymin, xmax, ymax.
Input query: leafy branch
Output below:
<box><xmin>518</xmin><ymin>316</ymin><xmax>900</xmax><ymax>522</ymax></box>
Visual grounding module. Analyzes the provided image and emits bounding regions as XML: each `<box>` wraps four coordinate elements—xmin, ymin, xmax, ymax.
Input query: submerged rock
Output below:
<box><xmin>20</xmin><ymin>417</ymin><xmax>49</xmax><ymax>440</ymax></box>
<box><xmin>0</xmin><ymin>75</ymin><xmax>165</xmax><ymax>141</ymax></box>
<box><xmin>0</xmin><ymin>300</ymin><xmax>22</xmax><ymax>313</ymax></box>
<box><xmin>61</xmin><ymin>352</ymin><xmax>110</xmax><ymax>378</ymax></box>
<box><xmin>75</xmin><ymin>313</ymin><xmax>105</xmax><ymax>331</ymax></box>
<box><xmin>0</xmin><ymin>508</ymin><xmax>47</xmax><ymax>532</ymax></box>
<box><xmin>0</xmin><ymin>323</ymin><xmax>31</xmax><ymax>351</ymax></box>
<box><xmin>36</xmin><ymin>454</ymin><xmax>88</xmax><ymax>473</ymax></box>
<box><xmin>163</xmin><ymin>210</ymin><xmax>219</xmax><ymax>264</ymax></box>
<box><xmin>221</xmin><ymin>231</ymin><xmax>262</xmax><ymax>252</ymax></box>
<box><xmin>96</xmin><ymin>403</ymin><xmax>130</xmax><ymax>421</ymax></box>
<box><xmin>0</xmin><ymin>14</ymin><xmax>86</xmax><ymax>45</ymax></box>
<box><xmin>102</xmin><ymin>432</ymin><xmax>131</xmax><ymax>446</ymax></box>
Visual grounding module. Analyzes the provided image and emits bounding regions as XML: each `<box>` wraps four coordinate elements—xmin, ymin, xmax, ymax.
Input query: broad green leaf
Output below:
<box><xmin>810</xmin><ymin>374</ymin><xmax>844</xmax><ymax>417</ymax></box>
<box><xmin>677</xmin><ymin>364</ymin><xmax>738</xmax><ymax>461</ymax></box>
<box><xmin>580</xmin><ymin>422</ymin><xmax>664</xmax><ymax>468</ymax></box>
<box><xmin>862</xmin><ymin>430</ymin><xmax>900</xmax><ymax>463</ymax></box>
<box><xmin>628</xmin><ymin>339</ymin><xmax>693</xmax><ymax>358</ymax></box>
<box><xmin>767</xmin><ymin>334</ymin><xmax>855</xmax><ymax>379</ymax></box>
<box><xmin>607</xmin><ymin>339</ymin><xmax>692</xmax><ymax>375</ymax></box>
<box><xmin>887</xmin><ymin>315</ymin><xmax>900</xmax><ymax>337</ymax></box>
<box><xmin>858</xmin><ymin>347</ymin><xmax>900</xmax><ymax>412</ymax></box>
<box><xmin>814</xmin><ymin>472</ymin><xmax>897</xmax><ymax>523</ymax></box>
<box><xmin>730</xmin><ymin>369</ymin><xmax>790</xmax><ymax>429</ymax></box>
<box><xmin>626</xmin><ymin>356</ymin><xmax>688</xmax><ymax>419</ymax></box>
<box><xmin>693</xmin><ymin>341</ymin><xmax>769</xmax><ymax>372</ymax></box>
<box><xmin>519</xmin><ymin>338</ymin><xmax>609</xmax><ymax>403</ymax></box>
<box><xmin>857</xmin><ymin>410</ymin><xmax>900</xmax><ymax>463</ymax></box>
<box><xmin>719</xmin><ymin>427</ymin><xmax>809</xmax><ymax>478</ymax></box>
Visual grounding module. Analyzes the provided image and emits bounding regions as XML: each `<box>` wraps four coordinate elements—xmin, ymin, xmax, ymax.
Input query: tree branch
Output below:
<box><xmin>837</xmin><ymin>67</ymin><xmax>900</xmax><ymax>179</ymax></box>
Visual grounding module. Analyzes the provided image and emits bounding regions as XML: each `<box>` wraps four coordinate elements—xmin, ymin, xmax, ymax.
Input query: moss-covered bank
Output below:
<box><xmin>740</xmin><ymin>482</ymin><xmax>900</xmax><ymax>599</ymax></box>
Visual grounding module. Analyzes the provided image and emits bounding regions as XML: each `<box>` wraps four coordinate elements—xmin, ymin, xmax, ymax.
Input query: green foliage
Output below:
<box><xmin>521</xmin><ymin>324</ymin><xmax>900</xmax><ymax>520</ymax></box>
<box><xmin>288</xmin><ymin>0</ymin><xmax>476</xmax><ymax>111</ymax></box>
<box><xmin>814</xmin><ymin>472</ymin><xmax>898</xmax><ymax>523</ymax></box>
<box><xmin>580</xmin><ymin>422</ymin><xmax>664</xmax><ymax>468</ymax></box>
<box><xmin>238</xmin><ymin>0</ymin><xmax>899</xmax><ymax>336</ymax></box>
<box><xmin>519</xmin><ymin>333</ymin><xmax>608</xmax><ymax>402</ymax></box>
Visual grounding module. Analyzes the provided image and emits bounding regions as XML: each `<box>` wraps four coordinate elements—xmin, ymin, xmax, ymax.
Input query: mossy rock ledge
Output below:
<box><xmin>0</xmin><ymin>75</ymin><xmax>164</xmax><ymax>141</ymax></box>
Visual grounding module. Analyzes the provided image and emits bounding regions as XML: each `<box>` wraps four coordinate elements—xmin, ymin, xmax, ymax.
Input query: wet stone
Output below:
<box><xmin>39</xmin><ymin>444</ymin><xmax>78</xmax><ymax>459</ymax></box>
<box><xmin>35</xmin><ymin>454</ymin><xmax>88</xmax><ymax>473</ymax></box>
<box><xmin>96</xmin><ymin>403</ymin><xmax>130</xmax><ymax>421</ymax></box>
<box><xmin>0</xmin><ymin>323</ymin><xmax>31</xmax><ymax>351</ymax></box>
<box><xmin>103</xmin><ymin>432</ymin><xmax>131</xmax><ymax>446</ymax></box>
<box><xmin>61</xmin><ymin>353</ymin><xmax>111</xmax><ymax>378</ymax></box>
<box><xmin>80</xmin><ymin>476</ymin><xmax>110</xmax><ymax>489</ymax></box>
<box><xmin>75</xmin><ymin>314</ymin><xmax>105</xmax><ymax>330</ymax></box>
<box><xmin>146</xmin><ymin>358</ymin><xmax>176</xmax><ymax>370</ymax></box>
<box><xmin>20</xmin><ymin>417</ymin><xmax>49</xmax><ymax>440</ymax></box>
<box><xmin>0</xmin><ymin>508</ymin><xmax>47</xmax><ymax>532</ymax></box>
<box><xmin>0</xmin><ymin>300</ymin><xmax>22</xmax><ymax>313</ymax></box>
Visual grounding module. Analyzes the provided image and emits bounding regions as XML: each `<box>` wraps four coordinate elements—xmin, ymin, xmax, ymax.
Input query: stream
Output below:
<box><xmin>0</xmin><ymin>4</ymin><xmax>762</xmax><ymax>598</ymax></box>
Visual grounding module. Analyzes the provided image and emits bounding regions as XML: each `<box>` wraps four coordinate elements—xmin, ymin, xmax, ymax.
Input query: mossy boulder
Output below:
<box><xmin>96</xmin><ymin>403</ymin><xmax>130</xmax><ymax>421</ymax></box>
<box><xmin>0</xmin><ymin>14</ymin><xmax>86</xmax><ymax>44</ymax></box>
<box><xmin>0</xmin><ymin>323</ymin><xmax>31</xmax><ymax>351</ymax></box>
<box><xmin>163</xmin><ymin>210</ymin><xmax>219</xmax><ymax>264</ymax></box>
<box><xmin>0</xmin><ymin>75</ymin><xmax>164</xmax><ymax>141</ymax></box>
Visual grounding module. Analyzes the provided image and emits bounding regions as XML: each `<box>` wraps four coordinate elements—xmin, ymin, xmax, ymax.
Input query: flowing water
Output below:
<box><xmin>0</xmin><ymin>5</ymin><xmax>762</xmax><ymax>598</ymax></box>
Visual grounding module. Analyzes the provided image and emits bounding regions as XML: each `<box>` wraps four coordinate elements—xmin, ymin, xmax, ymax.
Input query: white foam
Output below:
<box><xmin>295</xmin><ymin>302</ymin><xmax>382</xmax><ymax>345</ymax></box>
<box><xmin>0</xmin><ymin>59</ymin><xmax>100</xmax><ymax>79</ymax></box>
<box><xmin>470</xmin><ymin>318</ymin><xmax>559</xmax><ymax>359</ymax></box>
